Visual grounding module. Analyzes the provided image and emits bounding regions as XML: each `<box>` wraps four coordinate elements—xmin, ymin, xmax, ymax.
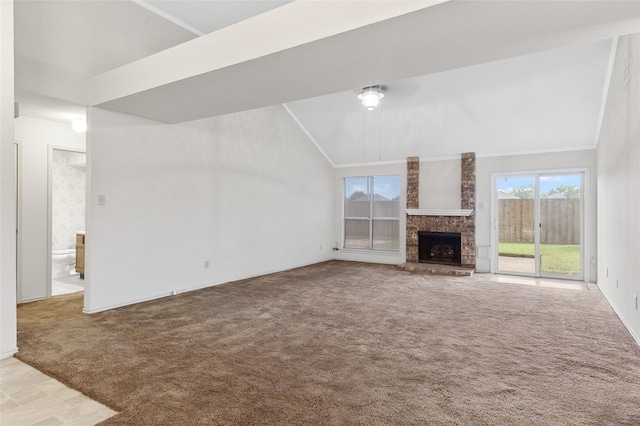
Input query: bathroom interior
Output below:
<box><xmin>51</xmin><ymin>148</ymin><xmax>86</xmax><ymax>295</ymax></box>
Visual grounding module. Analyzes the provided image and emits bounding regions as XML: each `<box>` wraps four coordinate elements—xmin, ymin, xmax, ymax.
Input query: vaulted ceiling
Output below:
<box><xmin>13</xmin><ymin>1</ymin><xmax>640</xmax><ymax>166</ymax></box>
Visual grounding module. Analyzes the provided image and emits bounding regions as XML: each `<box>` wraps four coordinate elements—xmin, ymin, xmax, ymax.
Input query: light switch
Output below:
<box><xmin>97</xmin><ymin>194</ymin><xmax>106</xmax><ymax>206</ymax></box>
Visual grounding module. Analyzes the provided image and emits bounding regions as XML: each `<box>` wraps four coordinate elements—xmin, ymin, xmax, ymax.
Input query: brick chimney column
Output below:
<box><xmin>407</xmin><ymin>157</ymin><xmax>419</xmax><ymax>209</ymax></box>
<box><xmin>461</xmin><ymin>153</ymin><xmax>475</xmax><ymax>211</ymax></box>
<box><xmin>460</xmin><ymin>152</ymin><xmax>476</xmax><ymax>267</ymax></box>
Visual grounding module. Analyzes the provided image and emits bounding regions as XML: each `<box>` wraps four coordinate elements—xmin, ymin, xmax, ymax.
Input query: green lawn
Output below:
<box><xmin>499</xmin><ymin>242</ymin><xmax>581</xmax><ymax>276</ymax></box>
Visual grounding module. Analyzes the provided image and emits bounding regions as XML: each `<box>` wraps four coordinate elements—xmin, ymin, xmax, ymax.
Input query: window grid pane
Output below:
<box><xmin>344</xmin><ymin>176</ymin><xmax>400</xmax><ymax>251</ymax></box>
<box><xmin>372</xmin><ymin>219</ymin><xmax>400</xmax><ymax>251</ymax></box>
<box><xmin>344</xmin><ymin>219</ymin><xmax>370</xmax><ymax>249</ymax></box>
<box><xmin>344</xmin><ymin>177</ymin><xmax>370</xmax><ymax>218</ymax></box>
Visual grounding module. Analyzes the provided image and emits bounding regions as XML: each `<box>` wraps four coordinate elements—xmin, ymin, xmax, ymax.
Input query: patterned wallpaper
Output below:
<box><xmin>52</xmin><ymin>150</ymin><xmax>86</xmax><ymax>251</ymax></box>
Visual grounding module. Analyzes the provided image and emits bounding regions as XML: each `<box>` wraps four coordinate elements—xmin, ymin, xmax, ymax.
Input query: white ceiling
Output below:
<box><xmin>287</xmin><ymin>39</ymin><xmax>613</xmax><ymax>165</ymax></box>
<box><xmin>14</xmin><ymin>0</ymin><xmax>197</xmax><ymax>77</ymax></box>
<box><xmin>12</xmin><ymin>1</ymin><xmax>640</xmax><ymax>166</ymax></box>
<box><xmin>140</xmin><ymin>1</ymin><xmax>293</xmax><ymax>35</ymax></box>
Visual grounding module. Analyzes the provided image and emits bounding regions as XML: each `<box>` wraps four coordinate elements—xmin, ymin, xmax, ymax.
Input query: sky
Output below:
<box><xmin>345</xmin><ymin>175</ymin><xmax>400</xmax><ymax>199</ymax></box>
<box><xmin>497</xmin><ymin>174</ymin><xmax>582</xmax><ymax>195</ymax></box>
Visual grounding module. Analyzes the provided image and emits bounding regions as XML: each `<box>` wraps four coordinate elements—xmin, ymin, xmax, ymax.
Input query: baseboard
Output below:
<box><xmin>598</xmin><ymin>285</ymin><xmax>640</xmax><ymax>346</ymax></box>
<box><xmin>1</xmin><ymin>347</ymin><xmax>18</xmax><ymax>359</ymax></box>
<box><xmin>83</xmin><ymin>257</ymin><xmax>334</xmax><ymax>314</ymax></box>
<box><xmin>18</xmin><ymin>296</ymin><xmax>48</xmax><ymax>304</ymax></box>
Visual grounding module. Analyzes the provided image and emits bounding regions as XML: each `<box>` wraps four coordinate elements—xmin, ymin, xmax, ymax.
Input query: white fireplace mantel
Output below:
<box><xmin>406</xmin><ymin>209</ymin><xmax>474</xmax><ymax>217</ymax></box>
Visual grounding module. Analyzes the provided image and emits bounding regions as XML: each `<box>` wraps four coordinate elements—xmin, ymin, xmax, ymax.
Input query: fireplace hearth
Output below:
<box><xmin>419</xmin><ymin>232</ymin><xmax>462</xmax><ymax>265</ymax></box>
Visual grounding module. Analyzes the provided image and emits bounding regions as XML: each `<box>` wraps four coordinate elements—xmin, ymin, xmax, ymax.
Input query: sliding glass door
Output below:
<box><xmin>539</xmin><ymin>173</ymin><xmax>582</xmax><ymax>278</ymax></box>
<box><xmin>496</xmin><ymin>175</ymin><xmax>537</xmax><ymax>275</ymax></box>
<box><xmin>496</xmin><ymin>172</ymin><xmax>583</xmax><ymax>279</ymax></box>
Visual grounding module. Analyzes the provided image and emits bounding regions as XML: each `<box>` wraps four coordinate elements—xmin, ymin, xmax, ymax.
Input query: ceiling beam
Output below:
<box><xmin>90</xmin><ymin>0</ymin><xmax>640</xmax><ymax>124</ymax></box>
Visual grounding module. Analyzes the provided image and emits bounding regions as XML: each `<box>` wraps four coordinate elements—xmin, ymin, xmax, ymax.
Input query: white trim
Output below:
<box><xmin>491</xmin><ymin>174</ymin><xmax>497</xmax><ymax>273</ymax></box>
<box><xmin>406</xmin><ymin>209</ymin><xmax>474</xmax><ymax>217</ymax></box>
<box><xmin>15</xmin><ymin>141</ymin><xmax>22</xmax><ymax>303</ymax></box>
<box><xmin>476</xmin><ymin>145</ymin><xmax>597</xmax><ymax>159</ymax></box>
<box><xmin>132</xmin><ymin>0</ymin><xmax>205</xmax><ymax>36</ymax></box>
<box><xmin>1</xmin><ymin>348</ymin><xmax>18</xmax><ymax>359</ymax></box>
<box><xmin>332</xmin><ymin>147</ymin><xmax>597</xmax><ymax>169</ymax></box>
<box><xmin>282</xmin><ymin>104</ymin><xmax>336</xmax><ymax>168</ymax></box>
<box><xmin>595</xmin><ymin>37</ymin><xmax>619</xmax><ymax>148</ymax></box>
<box><xmin>334</xmin><ymin>159</ymin><xmax>405</xmax><ymax>169</ymax></box>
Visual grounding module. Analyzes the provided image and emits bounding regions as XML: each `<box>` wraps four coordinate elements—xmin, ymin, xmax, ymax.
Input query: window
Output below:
<box><xmin>344</xmin><ymin>175</ymin><xmax>400</xmax><ymax>251</ymax></box>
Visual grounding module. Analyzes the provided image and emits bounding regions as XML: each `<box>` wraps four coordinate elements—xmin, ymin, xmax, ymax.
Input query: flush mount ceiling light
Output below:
<box><xmin>71</xmin><ymin>118</ymin><xmax>87</xmax><ymax>133</ymax></box>
<box><xmin>357</xmin><ymin>85</ymin><xmax>384</xmax><ymax>111</ymax></box>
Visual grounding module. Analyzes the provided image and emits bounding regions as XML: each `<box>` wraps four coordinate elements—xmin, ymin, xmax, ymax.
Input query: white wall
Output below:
<box><xmin>15</xmin><ymin>116</ymin><xmax>86</xmax><ymax>302</ymax></box>
<box><xmin>0</xmin><ymin>0</ymin><xmax>17</xmax><ymax>359</ymax></box>
<box><xmin>333</xmin><ymin>162</ymin><xmax>406</xmax><ymax>265</ymax></box>
<box><xmin>476</xmin><ymin>150</ymin><xmax>597</xmax><ymax>278</ymax></box>
<box><xmin>85</xmin><ymin>105</ymin><xmax>334</xmax><ymax>313</ymax></box>
<box><xmin>596</xmin><ymin>33</ymin><xmax>640</xmax><ymax>343</ymax></box>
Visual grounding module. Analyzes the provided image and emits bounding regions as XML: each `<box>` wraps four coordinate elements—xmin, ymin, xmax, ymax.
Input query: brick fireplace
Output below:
<box><xmin>405</xmin><ymin>153</ymin><xmax>476</xmax><ymax>269</ymax></box>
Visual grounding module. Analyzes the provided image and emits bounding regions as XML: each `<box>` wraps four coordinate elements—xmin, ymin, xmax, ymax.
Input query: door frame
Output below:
<box><xmin>15</xmin><ymin>142</ymin><xmax>21</xmax><ymax>303</ymax></box>
<box><xmin>491</xmin><ymin>168</ymin><xmax>589</xmax><ymax>281</ymax></box>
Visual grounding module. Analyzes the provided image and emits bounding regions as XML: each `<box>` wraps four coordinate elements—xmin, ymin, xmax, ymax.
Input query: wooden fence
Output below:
<box><xmin>498</xmin><ymin>199</ymin><xmax>580</xmax><ymax>245</ymax></box>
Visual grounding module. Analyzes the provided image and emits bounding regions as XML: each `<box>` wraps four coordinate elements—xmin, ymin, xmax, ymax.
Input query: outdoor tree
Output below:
<box><xmin>509</xmin><ymin>184</ymin><xmax>534</xmax><ymax>199</ymax></box>
<box><xmin>543</xmin><ymin>185</ymin><xmax>580</xmax><ymax>199</ymax></box>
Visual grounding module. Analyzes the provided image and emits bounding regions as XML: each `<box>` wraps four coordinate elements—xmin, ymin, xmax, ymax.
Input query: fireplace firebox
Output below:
<box><xmin>418</xmin><ymin>232</ymin><xmax>462</xmax><ymax>265</ymax></box>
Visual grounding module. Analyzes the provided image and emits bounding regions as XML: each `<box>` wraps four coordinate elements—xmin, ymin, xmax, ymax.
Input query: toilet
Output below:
<box><xmin>51</xmin><ymin>249</ymin><xmax>77</xmax><ymax>279</ymax></box>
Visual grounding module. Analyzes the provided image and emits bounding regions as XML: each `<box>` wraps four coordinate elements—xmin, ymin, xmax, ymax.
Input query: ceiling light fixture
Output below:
<box><xmin>357</xmin><ymin>85</ymin><xmax>384</xmax><ymax>111</ymax></box>
<box><xmin>71</xmin><ymin>118</ymin><xmax>87</xmax><ymax>133</ymax></box>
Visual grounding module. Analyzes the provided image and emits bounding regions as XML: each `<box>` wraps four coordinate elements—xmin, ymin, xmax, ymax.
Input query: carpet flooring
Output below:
<box><xmin>16</xmin><ymin>261</ymin><xmax>640</xmax><ymax>425</ymax></box>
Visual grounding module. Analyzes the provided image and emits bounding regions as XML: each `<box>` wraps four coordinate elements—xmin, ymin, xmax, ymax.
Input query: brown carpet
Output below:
<box><xmin>16</xmin><ymin>261</ymin><xmax>640</xmax><ymax>425</ymax></box>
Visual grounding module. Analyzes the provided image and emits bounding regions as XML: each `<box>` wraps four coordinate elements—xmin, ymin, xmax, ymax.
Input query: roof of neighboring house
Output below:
<box><xmin>498</xmin><ymin>190</ymin><xmax>520</xmax><ymax>199</ymax></box>
<box><xmin>351</xmin><ymin>194</ymin><xmax>391</xmax><ymax>202</ymax></box>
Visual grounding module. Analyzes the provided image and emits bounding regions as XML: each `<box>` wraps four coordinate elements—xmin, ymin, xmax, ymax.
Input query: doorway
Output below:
<box><xmin>494</xmin><ymin>172</ymin><xmax>584</xmax><ymax>280</ymax></box>
<box><xmin>49</xmin><ymin>147</ymin><xmax>86</xmax><ymax>296</ymax></box>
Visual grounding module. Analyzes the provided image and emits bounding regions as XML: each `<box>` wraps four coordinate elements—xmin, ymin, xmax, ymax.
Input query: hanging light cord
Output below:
<box><xmin>362</xmin><ymin>108</ymin><xmax>366</xmax><ymax>157</ymax></box>
<box><xmin>378</xmin><ymin>104</ymin><xmax>382</xmax><ymax>161</ymax></box>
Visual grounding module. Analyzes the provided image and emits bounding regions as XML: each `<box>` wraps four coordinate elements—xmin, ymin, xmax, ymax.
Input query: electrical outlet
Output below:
<box><xmin>97</xmin><ymin>194</ymin><xmax>106</xmax><ymax>206</ymax></box>
<box><xmin>204</xmin><ymin>260</ymin><xmax>210</xmax><ymax>269</ymax></box>
<box><xmin>172</xmin><ymin>290</ymin><xmax>179</xmax><ymax>296</ymax></box>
